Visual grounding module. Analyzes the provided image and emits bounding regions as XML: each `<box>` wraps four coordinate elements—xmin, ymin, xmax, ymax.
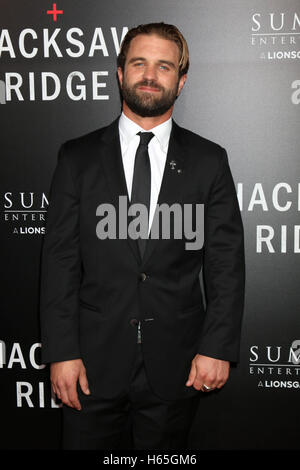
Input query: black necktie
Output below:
<box><xmin>130</xmin><ymin>131</ymin><xmax>154</xmax><ymax>258</ymax></box>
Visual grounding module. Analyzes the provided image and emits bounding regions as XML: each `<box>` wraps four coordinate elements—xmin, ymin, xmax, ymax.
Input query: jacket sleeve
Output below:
<box><xmin>39</xmin><ymin>143</ymin><xmax>82</xmax><ymax>364</ymax></box>
<box><xmin>197</xmin><ymin>148</ymin><xmax>245</xmax><ymax>363</ymax></box>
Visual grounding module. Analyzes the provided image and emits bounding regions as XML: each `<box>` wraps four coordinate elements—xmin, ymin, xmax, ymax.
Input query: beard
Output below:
<box><xmin>120</xmin><ymin>77</ymin><xmax>180</xmax><ymax>117</ymax></box>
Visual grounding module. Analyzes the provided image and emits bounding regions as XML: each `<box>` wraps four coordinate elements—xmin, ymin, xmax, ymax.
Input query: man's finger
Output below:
<box><xmin>201</xmin><ymin>383</ymin><xmax>215</xmax><ymax>392</ymax></box>
<box><xmin>59</xmin><ymin>385</ymin><xmax>74</xmax><ymax>408</ymax></box>
<box><xmin>79</xmin><ymin>369</ymin><xmax>91</xmax><ymax>395</ymax></box>
<box><xmin>52</xmin><ymin>383</ymin><xmax>60</xmax><ymax>399</ymax></box>
<box><xmin>185</xmin><ymin>360</ymin><xmax>197</xmax><ymax>386</ymax></box>
<box><xmin>67</xmin><ymin>383</ymin><xmax>82</xmax><ymax>410</ymax></box>
<box><xmin>202</xmin><ymin>375</ymin><xmax>227</xmax><ymax>391</ymax></box>
<box><xmin>216</xmin><ymin>379</ymin><xmax>227</xmax><ymax>389</ymax></box>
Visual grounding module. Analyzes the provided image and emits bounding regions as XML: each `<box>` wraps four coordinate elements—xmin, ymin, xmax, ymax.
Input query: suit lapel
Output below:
<box><xmin>99</xmin><ymin>116</ymin><xmax>186</xmax><ymax>266</ymax></box>
<box><xmin>142</xmin><ymin>119</ymin><xmax>186</xmax><ymax>266</ymax></box>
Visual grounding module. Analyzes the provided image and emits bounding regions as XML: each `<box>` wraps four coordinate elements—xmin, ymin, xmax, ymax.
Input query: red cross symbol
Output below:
<box><xmin>47</xmin><ymin>3</ymin><xmax>63</xmax><ymax>21</ymax></box>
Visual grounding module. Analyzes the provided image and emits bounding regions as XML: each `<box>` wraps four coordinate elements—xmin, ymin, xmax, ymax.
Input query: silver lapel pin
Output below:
<box><xmin>170</xmin><ymin>160</ymin><xmax>177</xmax><ymax>170</ymax></box>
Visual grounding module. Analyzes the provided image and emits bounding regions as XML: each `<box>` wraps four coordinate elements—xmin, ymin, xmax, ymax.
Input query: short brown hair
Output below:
<box><xmin>117</xmin><ymin>22</ymin><xmax>189</xmax><ymax>77</ymax></box>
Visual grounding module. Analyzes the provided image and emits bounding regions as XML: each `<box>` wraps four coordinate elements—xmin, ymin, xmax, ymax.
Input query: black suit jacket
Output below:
<box><xmin>39</xmin><ymin>116</ymin><xmax>245</xmax><ymax>401</ymax></box>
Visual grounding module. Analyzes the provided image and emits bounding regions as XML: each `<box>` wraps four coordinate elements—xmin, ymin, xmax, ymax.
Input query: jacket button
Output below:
<box><xmin>139</xmin><ymin>272</ymin><xmax>147</xmax><ymax>282</ymax></box>
<box><xmin>130</xmin><ymin>318</ymin><xmax>138</xmax><ymax>326</ymax></box>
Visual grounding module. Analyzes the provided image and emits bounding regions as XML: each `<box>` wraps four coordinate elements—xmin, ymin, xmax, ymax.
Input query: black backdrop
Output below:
<box><xmin>1</xmin><ymin>0</ymin><xmax>300</xmax><ymax>450</ymax></box>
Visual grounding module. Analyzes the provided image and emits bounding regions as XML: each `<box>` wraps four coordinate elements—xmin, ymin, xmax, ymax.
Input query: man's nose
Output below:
<box><xmin>142</xmin><ymin>64</ymin><xmax>158</xmax><ymax>81</ymax></box>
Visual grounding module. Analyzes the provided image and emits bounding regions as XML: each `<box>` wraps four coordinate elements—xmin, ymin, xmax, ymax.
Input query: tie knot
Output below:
<box><xmin>137</xmin><ymin>131</ymin><xmax>154</xmax><ymax>147</ymax></box>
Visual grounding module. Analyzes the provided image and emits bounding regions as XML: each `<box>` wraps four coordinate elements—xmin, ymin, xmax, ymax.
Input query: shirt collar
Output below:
<box><xmin>119</xmin><ymin>111</ymin><xmax>172</xmax><ymax>152</ymax></box>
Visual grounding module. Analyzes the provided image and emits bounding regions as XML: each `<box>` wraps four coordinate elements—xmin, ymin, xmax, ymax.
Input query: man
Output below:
<box><xmin>40</xmin><ymin>22</ymin><xmax>245</xmax><ymax>450</ymax></box>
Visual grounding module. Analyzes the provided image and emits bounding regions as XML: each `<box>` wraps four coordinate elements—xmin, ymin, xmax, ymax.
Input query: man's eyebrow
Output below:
<box><xmin>128</xmin><ymin>57</ymin><xmax>176</xmax><ymax>69</ymax></box>
<box><xmin>158</xmin><ymin>59</ymin><xmax>176</xmax><ymax>69</ymax></box>
<box><xmin>128</xmin><ymin>57</ymin><xmax>146</xmax><ymax>64</ymax></box>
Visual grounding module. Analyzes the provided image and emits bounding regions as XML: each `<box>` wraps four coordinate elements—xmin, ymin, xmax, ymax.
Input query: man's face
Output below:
<box><xmin>117</xmin><ymin>34</ymin><xmax>186</xmax><ymax>117</ymax></box>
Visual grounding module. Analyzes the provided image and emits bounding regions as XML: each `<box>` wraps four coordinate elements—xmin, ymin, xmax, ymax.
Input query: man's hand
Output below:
<box><xmin>185</xmin><ymin>354</ymin><xmax>230</xmax><ymax>392</ymax></box>
<box><xmin>50</xmin><ymin>359</ymin><xmax>90</xmax><ymax>410</ymax></box>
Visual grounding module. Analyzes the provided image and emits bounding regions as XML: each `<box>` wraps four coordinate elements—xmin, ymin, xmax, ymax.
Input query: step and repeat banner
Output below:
<box><xmin>1</xmin><ymin>0</ymin><xmax>299</xmax><ymax>450</ymax></box>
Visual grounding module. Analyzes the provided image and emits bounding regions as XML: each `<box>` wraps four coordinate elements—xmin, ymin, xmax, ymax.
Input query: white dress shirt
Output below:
<box><xmin>118</xmin><ymin>112</ymin><xmax>172</xmax><ymax>235</ymax></box>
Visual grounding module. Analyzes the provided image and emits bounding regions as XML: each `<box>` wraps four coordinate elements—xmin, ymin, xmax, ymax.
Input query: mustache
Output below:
<box><xmin>134</xmin><ymin>80</ymin><xmax>164</xmax><ymax>91</ymax></box>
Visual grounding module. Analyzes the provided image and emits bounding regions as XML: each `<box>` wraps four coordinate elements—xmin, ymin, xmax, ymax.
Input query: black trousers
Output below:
<box><xmin>62</xmin><ymin>342</ymin><xmax>201</xmax><ymax>450</ymax></box>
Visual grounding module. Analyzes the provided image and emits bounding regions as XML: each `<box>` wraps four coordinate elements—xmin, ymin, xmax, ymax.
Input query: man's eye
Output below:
<box><xmin>135</xmin><ymin>62</ymin><xmax>144</xmax><ymax>67</ymax></box>
<box><xmin>159</xmin><ymin>65</ymin><xmax>169</xmax><ymax>70</ymax></box>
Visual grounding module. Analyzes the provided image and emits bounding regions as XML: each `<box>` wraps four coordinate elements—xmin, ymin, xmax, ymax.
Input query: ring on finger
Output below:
<box><xmin>202</xmin><ymin>384</ymin><xmax>213</xmax><ymax>392</ymax></box>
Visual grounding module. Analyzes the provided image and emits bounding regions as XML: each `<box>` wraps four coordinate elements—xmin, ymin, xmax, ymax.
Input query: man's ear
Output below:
<box><xmin>177</xmin><ymin>74</ymin><xmax>187</xmax><ymax>96</ymax></box>
<box><xmin>117</xmin><ymin>67</ymin><xmax>123</xmax><ymax>87</ymax></box>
